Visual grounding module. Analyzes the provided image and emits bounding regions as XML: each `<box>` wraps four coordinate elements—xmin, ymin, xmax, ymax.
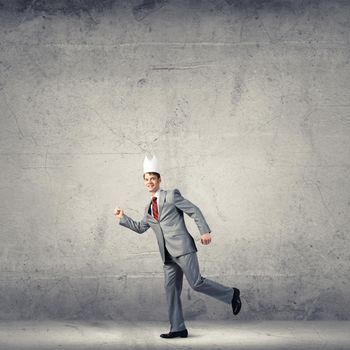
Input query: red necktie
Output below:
<box><xmin>152</xmin><ymin>197</ymin><xmax>159</xmax><ymax>220</ymax></box>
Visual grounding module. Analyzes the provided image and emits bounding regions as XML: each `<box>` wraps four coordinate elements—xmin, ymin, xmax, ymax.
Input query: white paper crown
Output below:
<box><xmin>143</xmin><ymin>155</ymin><xmax>160</xmax><ymax>174</ymax></box>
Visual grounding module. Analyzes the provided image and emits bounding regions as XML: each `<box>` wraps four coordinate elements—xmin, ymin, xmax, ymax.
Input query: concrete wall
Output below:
<box><xmin>0</xmin><ymin>0</ymin><xmax>349</xmax><ymax>320</ymax></box>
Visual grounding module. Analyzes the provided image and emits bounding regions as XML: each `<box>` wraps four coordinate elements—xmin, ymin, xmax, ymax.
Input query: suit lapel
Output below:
<box><xmin>145</xmin><ymin>202</ymin><xmax>155</xmax><ymax>222</ymax></box>
<box><xmin>158</xmin><ymin>189</ymin><xmax>165</xmax><ymax>220</ymax></box>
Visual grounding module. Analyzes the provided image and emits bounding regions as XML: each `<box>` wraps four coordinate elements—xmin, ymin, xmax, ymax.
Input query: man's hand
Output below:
<box><xmin>114</xmin><ymin>207</ymin><xmax>124</xmax><ymax>219</ymax></box>
<box><xmin>201</xmin><ymin>233</ymin><xmax>212</xmax><ymax>245</ymax></box>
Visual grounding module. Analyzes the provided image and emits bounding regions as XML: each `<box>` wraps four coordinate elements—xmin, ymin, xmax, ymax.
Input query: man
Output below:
<box><xmin>114</xmin><ymin>155</ymin><xmax>241</xmax><ymax>339</ymax></box>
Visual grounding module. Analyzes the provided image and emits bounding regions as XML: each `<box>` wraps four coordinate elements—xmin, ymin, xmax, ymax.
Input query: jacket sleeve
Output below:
<box><xmin>173</xmin><ymin>188</ymin><xmax>211</xmax><ymax>235</ymax></box>
<box><xmin>119</xmin><ymin>213</ymin><xmax>150</xmax><ymax>234</ymax></box>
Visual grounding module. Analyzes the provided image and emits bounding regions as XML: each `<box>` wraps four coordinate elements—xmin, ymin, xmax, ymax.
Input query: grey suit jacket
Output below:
<box><xmin>119</xmin><ymin>188</ymin><xmax>211</xmax><ymax>263</ymax></box>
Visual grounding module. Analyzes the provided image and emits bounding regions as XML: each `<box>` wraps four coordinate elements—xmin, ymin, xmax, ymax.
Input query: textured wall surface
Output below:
<box><xmin>0</xmin><ymin>0</ymin><xmax>349</xmax><ymax>321</ymax></box>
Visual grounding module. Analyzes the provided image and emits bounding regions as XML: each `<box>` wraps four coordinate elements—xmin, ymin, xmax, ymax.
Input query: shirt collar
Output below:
<box><xmin>152</xmin><ymin>189</ymin><xmax>161</xmax><ymax>200</ymax></box>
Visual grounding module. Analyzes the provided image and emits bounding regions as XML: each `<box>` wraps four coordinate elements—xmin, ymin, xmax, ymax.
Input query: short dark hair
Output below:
<box><xmin>143</xmin><ymin>172</ymin><xmax>161</xmax><ymax>179</ymax></box>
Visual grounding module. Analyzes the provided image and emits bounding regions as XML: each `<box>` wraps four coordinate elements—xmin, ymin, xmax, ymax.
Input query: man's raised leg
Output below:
<box><xmin>176</xmin><ymin>252</ymin><xmax>234</xmax><ymax>304</ymax></box>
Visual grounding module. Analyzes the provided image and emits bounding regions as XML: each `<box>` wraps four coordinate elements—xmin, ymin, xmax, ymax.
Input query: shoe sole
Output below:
<box><xmin>160</xmin><ymin>332</ymin><xmax>188</xmax><ymax>338</ymax></box>
<box><xmin>232</xmin><ymin>288</ymin><xmax>241</xmax><ymax>315</ymax></box>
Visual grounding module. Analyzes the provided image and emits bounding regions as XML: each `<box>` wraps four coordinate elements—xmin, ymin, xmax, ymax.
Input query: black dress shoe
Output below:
<box><xmin>231</xmin><ymin>287</ymin><xmax>242</xmax><ymax>315</ymax></box>
<box><xmin>160</xmin><ymin>329</ymin><xmax>188</xmax><ymax>338</ymax></box>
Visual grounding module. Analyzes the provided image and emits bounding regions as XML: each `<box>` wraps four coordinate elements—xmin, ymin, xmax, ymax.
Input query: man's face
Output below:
<box><xmin>144</xmin><ymin>173</ymin><xmax>161</xmax><ymax>193</ymax></box>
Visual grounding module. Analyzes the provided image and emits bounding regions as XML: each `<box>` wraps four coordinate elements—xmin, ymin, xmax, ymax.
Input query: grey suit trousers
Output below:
<box><xmin>163</xmin><ymin>249</ymin><xmax>234</xmax><ymax>332</ymax></box>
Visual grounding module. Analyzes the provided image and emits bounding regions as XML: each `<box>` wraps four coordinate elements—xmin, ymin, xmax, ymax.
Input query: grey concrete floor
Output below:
<box><xmin>0</xmin><ymin>320</ymin><xmax>349</xmax><ymax>350</ymax></box>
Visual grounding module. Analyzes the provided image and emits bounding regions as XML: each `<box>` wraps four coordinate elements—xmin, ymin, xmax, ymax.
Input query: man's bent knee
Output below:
<box><xmin>190</xmin><ymin>278</ymin><xmax>205</xmax><ymax>292</ymax></box>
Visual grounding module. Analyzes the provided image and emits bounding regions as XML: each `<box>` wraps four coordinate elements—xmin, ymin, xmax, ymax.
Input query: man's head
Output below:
<box><xmin>143</xmin><ymin>172</ymin><xmax>161</xmax><ymax>194</ymax></box>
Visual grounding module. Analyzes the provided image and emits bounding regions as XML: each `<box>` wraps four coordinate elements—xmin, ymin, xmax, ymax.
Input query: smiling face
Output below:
<box><xmin>143</xmin><ymin>172</ymin><xmax>161</xmax><ymax>195</ymax></box>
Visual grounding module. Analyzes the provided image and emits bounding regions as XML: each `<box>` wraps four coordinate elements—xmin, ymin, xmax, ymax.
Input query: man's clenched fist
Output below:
<box><xmin>114</xmin><ymin>207</ymin><xmax>124</xmax><ymax>219</ymax></box>
<box><xmin>200</xmin><ymin>233</ymin><xmax>212</xmax><ymax>245</ymax></box>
